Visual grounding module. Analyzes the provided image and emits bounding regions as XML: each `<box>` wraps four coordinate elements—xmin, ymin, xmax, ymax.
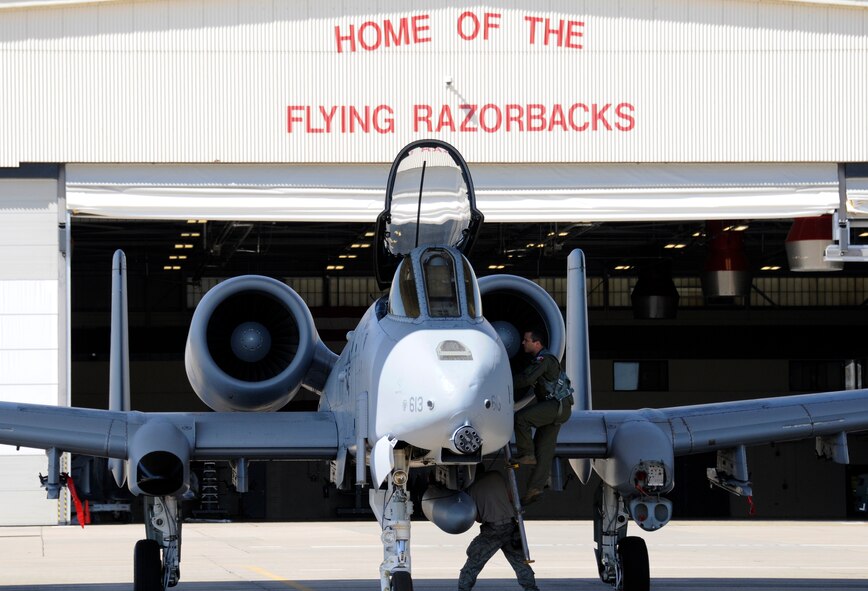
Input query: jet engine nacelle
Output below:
<box><xmin>128</xmin><ymin>420</ymin><xmax>191</xmax><ymax>497</ymax></box>
<box><xmin>185</xmin><ymin>275</ymin><xmax>324</xmax><ymax>412</ymax></box>
<box><xmin>478</xmin><ymin>274</ymin><xmax>566</xmax><ymax>360</ymax></box>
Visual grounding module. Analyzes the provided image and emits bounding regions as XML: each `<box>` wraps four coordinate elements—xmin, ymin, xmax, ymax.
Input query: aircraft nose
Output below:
<box><xmin>376</xmin><ymin>327</ymin><xmax>514</xmax><ymax>455</ymax></box>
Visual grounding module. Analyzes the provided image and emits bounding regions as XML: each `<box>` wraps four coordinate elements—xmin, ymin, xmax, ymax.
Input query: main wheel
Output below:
<box><xmin>134</xmin><ymin>539</ymin><xmax>163</xmax><ymax>591</ymax></box>
<box><xmin>390</xmin><ymin>570</ymin><xmax>413</xmax><ymax>591</ymax></box>
<box><xmin>617</xmin><ymin>536</ymin><xmax>650</xmax><ymax>591</ymax></box>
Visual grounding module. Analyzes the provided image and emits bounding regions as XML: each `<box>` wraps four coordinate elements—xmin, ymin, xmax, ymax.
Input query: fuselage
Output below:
<box><xmin>320</xmin><ymin>245</ymin><xmax>514</xmax><ymax>463</ymax></box>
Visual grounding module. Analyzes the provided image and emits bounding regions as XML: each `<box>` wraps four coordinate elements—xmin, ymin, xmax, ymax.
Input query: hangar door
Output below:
<box><xmin>64</xmin><ymin>162</ymin><xmax>859</xmax><ymax>223</ymax></box>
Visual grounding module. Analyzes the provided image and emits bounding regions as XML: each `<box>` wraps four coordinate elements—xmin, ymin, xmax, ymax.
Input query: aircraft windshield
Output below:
<box><xmin>422</xmin><ymin>249</ymin><xmax>460</xmax><ymax>318</ymax></box>
<box><xmin>385</xmin><ymin>147</ymin><xmax>471</xmax><ymax>256</ymax></box>
<box><xmin>387</xmin><ymin>248</ymin><xmax>480</xmax><ymax>320</ymax></box>
<box><xmin>388</xmin><ymin>258</ymin><xmax>421</xmax><ymax>318</ymax></box>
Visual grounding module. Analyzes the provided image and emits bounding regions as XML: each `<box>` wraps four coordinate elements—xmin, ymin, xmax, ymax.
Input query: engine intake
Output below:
<box><xmin>478</xmin><ymin>274</ymin><xmax>565</xmax><ymax>361</ymax></box>
<box><xmin>185</xmin><ymin>275</ymin><xmax>321</xmax><ymax>411</ymax></box>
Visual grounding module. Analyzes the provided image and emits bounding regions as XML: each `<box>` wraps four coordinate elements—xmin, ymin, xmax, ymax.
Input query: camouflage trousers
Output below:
<box><xmin>458</xmin><ymin>522</ymin><xmax>539</xmax><ymax>591</ymax></box>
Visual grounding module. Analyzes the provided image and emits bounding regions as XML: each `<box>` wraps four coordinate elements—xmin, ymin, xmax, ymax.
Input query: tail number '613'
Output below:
<box><xmin>403</xmin><ymin>396</ymin><xmax>424</xmax><ymax>412</ymax></box>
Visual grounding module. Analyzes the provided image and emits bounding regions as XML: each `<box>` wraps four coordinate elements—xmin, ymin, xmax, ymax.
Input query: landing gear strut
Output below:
<box><xmin>369</xmin><ymin>449</ymin><xmax>414</xmax><ymax>591</ymax></box>
<box><xmin>134</xmin><ymin>496</ymin><xmax>182</xmax><ymax>591</ymax></box>
<box><xmin>593</xmin><ymin>483</ymin><xmax>649</xmax><ymax>591</ymax></box>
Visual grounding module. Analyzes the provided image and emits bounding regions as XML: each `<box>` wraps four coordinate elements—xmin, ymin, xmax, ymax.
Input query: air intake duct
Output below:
<box><xmin>185</xmin><ymin>275</ymin><xmax>320</xmax><ymax>412</ymax></box>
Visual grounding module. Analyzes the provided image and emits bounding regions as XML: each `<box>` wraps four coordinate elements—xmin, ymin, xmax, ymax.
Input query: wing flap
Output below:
<box><xmin>0</xmin><ymin>402</ymin><xmax>130</xmax><ymax>457</ymax></box>
<box><xmin>0</xmin><ymin>402</ymin><xmax>340</xmax><ymax>462</ymax></box>
<box><xmin>553</xmin><ymin>411</ymin><xmax>610</xmax><ymax>458</ymax></box>
<box><xmin>187</xmin><ymin>411</ymin><xmax>338</xmax><ymax>460</ymax></box>
<box><xmin>664</xmin><ymin>388</ymin><xmax>868</xmax><ymax>455</ymax></box>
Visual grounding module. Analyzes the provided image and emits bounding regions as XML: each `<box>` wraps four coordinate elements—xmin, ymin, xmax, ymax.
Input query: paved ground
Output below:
<box><xmin>0</xmin><ymin>520</ymin><xmax>866</xmax><ymax>591</ymax></box>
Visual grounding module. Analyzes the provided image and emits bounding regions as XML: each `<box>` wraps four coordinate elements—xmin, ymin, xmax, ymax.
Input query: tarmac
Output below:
<box><xmin>0</xmin><ymin>520</ymin><xmax>866</xmax><ymax>591</ymax></box>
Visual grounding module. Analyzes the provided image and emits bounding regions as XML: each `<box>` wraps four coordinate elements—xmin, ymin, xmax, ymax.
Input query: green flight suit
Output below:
<box><xmin>513</xmin><ymin>348</ymin><xmax>572</xmax><ymax>494</ymax></box>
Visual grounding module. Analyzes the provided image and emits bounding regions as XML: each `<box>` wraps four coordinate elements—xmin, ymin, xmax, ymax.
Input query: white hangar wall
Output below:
<box><xmin>0</xmin><ymin>0</ymin><xmax>867</xmax><ymax>166</ymax></box>
<box><xmin>0</xmin><ymin>174</ymin><xmax>67</xmax><ymax>525</ymax></box>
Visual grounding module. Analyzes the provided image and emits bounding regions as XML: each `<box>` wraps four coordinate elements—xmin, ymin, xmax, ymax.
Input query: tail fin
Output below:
<box><xmin>108</xmin><ymin>250</ymin><xmax>130</xmax><ymax>488</ymax></box>
<box><xmin>566</xmin><ymin>250</ymin><xmax>594</xmax><ymax>484</ymax></box>
<box><xmin>566</xmin><ymin>249</ymin><xmax>592</xmax><ymax>412</ymax></box>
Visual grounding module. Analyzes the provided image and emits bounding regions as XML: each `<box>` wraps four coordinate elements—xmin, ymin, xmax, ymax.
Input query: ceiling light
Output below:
<box><xmin>860</xmin><ymin>232</ymin><xmax>868</xmax><ymax>238</ymax></box>
<box><xmin>692</xmin><ymin>231</ymin><xmax>704</xmax><ymax>238</ymax></box>
<box><xmin>724</xmin><ymin>224</ymin><xmax>749</xmax><ymax>232</ymax></box>
<box><xmin>558</xmin><ymin>231</ymin><xmax>568</xmax><ymax>237</ymax></box>
<box><xmin>174</xmin><ymin>243</ymin><xmax>194</xmax><ymax>249</ymax></box>
<box><xmin>187</xmin><ymin>219</ymin><xmax>207</xmax><ymax>224</ymax></box>
<box><xmin>162</xmin><ymin>265</ymin><xmax>181</xmax><ymax>271</ymax></box>
<box><xmin>547</xmin><ymin>231</ymin><xmax>556</xmax><ymax>237</ymax></box>
<box><xmin>761</xmin><ymin>265</ymin><xmax>781</xmax><ymax>271</ymax></box>
<box><xmin>614</xmin><ymin>265</ymin><xmax>634</xmax><ymax>271</ymax></box>
<box><xmin>180</xmin><ymin>232</ymin><xmax>200</xmax><ymax>238</ymax></box>
<box><xmin>664</xmin><ymin>243</ymin><xmax>686</xmax><ymax>249</ymax></box>
<box><xmin>364</xmin><ymin>232</ymin><xmax>375</xmax><ymax>237</ymax></box>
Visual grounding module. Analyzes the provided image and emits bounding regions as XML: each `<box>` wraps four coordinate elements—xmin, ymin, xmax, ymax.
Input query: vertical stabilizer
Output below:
<box><xmin>566</xmin><ymin>249</ymin><xmax>592</xmax><ymax>411</ymax></box>
<box><xmin>108</xmin><ymin>250</ymin><xmax>130</xmax><ymax>487</ymax></box>
<box><xmin>566</xmin><ymin>250</ymin><xmax>594</xmax><ymax>484</ymax></box>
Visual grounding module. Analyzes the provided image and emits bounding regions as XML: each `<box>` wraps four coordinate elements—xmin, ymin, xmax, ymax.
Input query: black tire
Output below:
<box><xmin>134</xmin><ymin>539</ymin><xmax>163</xmax><ymax>591</ymax></box>
<box><xmin>618</xmin><ymin>536</ymin><xmax>650</xmax><ymax>591</ymax></box>
<box><xmin>390</xmin><ymin>570</ymin><xmax>413</xmax><ymax>591</ymax></box>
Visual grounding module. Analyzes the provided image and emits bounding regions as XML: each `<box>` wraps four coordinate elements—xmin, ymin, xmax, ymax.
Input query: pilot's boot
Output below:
<box><xmin>521</xmin><ymin>488</ymin><xmax>542</xmax><ymax>505</ymax></box>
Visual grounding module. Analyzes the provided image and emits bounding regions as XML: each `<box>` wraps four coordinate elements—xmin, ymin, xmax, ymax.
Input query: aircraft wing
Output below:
<box><xmin>556</xmin><ymin>387</ymin><xmax>868</xmax><ymax>460</ymax></box>
<box><xmin>0</xmin><ymin>401</ymin><xmax>339</xmax><ymax>460</ymax></box>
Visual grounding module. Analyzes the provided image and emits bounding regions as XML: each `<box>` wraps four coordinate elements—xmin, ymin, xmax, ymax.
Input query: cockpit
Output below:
<box><xmin>388</xmin><ymin>246</ymin><xmax>482</xmax><ymax>320</ymax></box>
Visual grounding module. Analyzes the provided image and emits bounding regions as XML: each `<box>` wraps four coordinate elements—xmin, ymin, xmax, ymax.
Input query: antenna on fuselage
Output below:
<box><xmin>414</xmin><ymin>160</ymin><xmax>427</xmax><ymax>249</ymax></box>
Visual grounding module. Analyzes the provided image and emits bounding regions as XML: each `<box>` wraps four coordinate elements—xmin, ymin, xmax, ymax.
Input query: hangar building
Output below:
<box><xmin>1</xmin><ymin>0</ymin><xmax>867</xmax><ymax>525</ymax></box>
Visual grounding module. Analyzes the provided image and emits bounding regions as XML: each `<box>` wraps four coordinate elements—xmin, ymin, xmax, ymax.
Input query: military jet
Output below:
<box><xmin>1</xmin><ymin>139</ymin><xmax>868</xmax><ymax>591</ymax></box>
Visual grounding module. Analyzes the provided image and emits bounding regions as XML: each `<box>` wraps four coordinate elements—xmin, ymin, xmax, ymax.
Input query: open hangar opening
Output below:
<box><xmin>67</xmin><ymin>209</ymin><xmax>868</xmax><ymax>523</ymax></box>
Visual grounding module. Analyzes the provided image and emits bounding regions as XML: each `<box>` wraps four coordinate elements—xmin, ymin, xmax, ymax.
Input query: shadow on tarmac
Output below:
<box><xmin>0</xmin><ymin>579</ymin><xmax>866</xmax><ymax>591</ymax></box>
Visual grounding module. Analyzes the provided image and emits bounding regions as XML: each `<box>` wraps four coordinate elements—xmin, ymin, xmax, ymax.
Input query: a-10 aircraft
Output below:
<box><xmin>2</xmin><ymin>139</ymin><xmax>868</xmax><ymax>591</ymax></box>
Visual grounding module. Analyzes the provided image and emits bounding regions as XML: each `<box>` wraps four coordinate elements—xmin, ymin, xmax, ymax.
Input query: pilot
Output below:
<box><xmin>512</xmin><ymin>329</ymin><xmax>572</xmax><ymax>505</ymax></box>
<box><xmin>458</xmin><ymin>467</ymin><xmax>539</xmax><ymax>591</ymax></box>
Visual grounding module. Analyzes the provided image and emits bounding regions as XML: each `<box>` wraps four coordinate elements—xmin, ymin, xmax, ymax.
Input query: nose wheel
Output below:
<box><xmin>390</xmin><ymin>570</ymin><xmax>414</xmax><ymax>591</ymax></box>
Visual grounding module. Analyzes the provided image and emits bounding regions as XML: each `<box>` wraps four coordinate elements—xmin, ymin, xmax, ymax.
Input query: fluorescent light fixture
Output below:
<box><xmin>664</xmin><ymin>243</ymin><xmax>686</xmax><ymax>249</ymax></box>
<box><xmin>761</xmin><ymin>265</ymin><xmax>781</xmax><ymax>271</ymax></box>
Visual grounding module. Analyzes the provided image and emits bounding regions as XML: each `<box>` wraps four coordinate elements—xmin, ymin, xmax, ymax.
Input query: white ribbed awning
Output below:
<box><xmin>66</xmin><ymin>162</ymin><xmax>867</xmax><ymax>223</ymax></box>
